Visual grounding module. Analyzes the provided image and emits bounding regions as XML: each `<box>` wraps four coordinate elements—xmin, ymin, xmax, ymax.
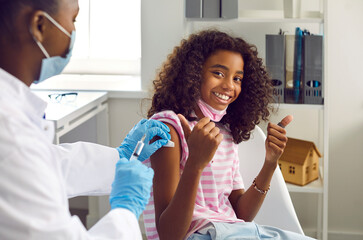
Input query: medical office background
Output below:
<box><xmin>31</xmin><ymin>0</ymin><xmax>363</xmax><ymax>239</ymax></box>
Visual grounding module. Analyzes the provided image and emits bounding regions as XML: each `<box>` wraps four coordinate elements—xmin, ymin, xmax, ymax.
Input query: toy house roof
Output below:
<box><xmin>279</xmin><ymin>137</ymin><xmax>322</xmax><ymax>165</ymax></box>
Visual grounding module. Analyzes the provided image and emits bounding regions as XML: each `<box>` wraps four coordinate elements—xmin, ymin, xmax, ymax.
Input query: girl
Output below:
<box><xmin>143</xmin><ymin>30</ymin><xmax>313</xmax><ymax>240</ymax></box>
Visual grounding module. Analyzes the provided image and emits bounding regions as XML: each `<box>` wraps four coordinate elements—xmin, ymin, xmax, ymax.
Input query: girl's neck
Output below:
<box><xmin>194</xmin><ymin>106</ymin><xmax>205</xmax><ymax>120</ymax></box>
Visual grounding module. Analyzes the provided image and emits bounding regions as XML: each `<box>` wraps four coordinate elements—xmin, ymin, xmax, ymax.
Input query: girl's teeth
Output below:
<box><xmin>214</xmin><ymin>92</ymin><xmax>229</xmax><ymax>100</ymax></box>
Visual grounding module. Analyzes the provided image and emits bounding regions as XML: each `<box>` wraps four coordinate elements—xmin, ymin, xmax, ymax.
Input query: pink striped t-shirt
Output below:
<box><xmin>143</xmin><ymin>110</ymin><xmax>245</xmax><ymax>240</ymax></box>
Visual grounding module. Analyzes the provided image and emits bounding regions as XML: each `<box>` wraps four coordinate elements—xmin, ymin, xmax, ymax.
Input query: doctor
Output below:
<box><xmin>0</xmin><ymin>0</ymin><xmax>170</xmax><ymax>239</ymax></box>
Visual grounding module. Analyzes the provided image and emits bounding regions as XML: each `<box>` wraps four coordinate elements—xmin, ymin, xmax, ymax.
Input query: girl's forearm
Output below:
<box><xmin>235</xmin><ymin>160</ymin><xmax>277</xmax><ymax>221</ymax></box>
<box><xmin>157</xmin><ymin>159</ymin><xmax>203</xmax><ymax>240</ymax></box>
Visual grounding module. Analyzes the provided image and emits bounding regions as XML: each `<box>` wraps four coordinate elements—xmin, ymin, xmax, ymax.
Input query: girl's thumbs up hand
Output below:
<box><xmin>265</xmin><ymin>115</ymin><xmax>293</xmax><ymax>167</ymax></box>
<box><xmin>178</xmin><ymin>114</ymin><xmax>223</xmax><ymax>170</ymax></box>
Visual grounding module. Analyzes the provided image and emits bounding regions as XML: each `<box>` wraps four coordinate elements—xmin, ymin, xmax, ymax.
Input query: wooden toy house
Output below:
<box><xmin>278</xmin><ymin>137</ymin><xmax>322</xmax><ymax>186</ymax></box>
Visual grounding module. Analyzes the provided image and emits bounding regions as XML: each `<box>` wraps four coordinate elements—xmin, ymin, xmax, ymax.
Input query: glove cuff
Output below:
<box><xmin>109</xmin><ymin>196</ymin><xmax>144</xmax><ymax>219</ymax></box>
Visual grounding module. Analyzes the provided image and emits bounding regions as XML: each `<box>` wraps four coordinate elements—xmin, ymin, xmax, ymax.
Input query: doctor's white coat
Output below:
<box><xmin>0</xmin><ymin>68</ymin><xmax>143</xmax><ymax>239</ymax></box>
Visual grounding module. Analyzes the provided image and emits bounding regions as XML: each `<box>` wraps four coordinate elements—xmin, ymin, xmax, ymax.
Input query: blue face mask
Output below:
<box><xmin>33</xmin><ymin>12</ymin><xmax>76</xmax><ymax>84</ymax></box>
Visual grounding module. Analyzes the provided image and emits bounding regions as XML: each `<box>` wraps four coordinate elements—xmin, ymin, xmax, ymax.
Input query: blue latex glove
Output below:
<box><xmin>116</xmin><ymin>119</ymin><xmax>170</xmax><ymax>162</ymax></box>
<box><xmin>109</xmin><ymin>158</ymin><xmax>154</xmax><ymax>219</ymax></box>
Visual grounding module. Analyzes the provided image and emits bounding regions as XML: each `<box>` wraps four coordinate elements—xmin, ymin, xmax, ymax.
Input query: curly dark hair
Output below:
<box><xmin>147</xmin><ymin>29</ymin><xmax>273</xmax><ymax>144</ymax></box>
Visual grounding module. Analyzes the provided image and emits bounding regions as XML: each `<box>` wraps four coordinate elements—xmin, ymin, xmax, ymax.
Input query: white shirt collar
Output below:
<box><xmin>0</xmin><ymin>68</ymin><xmax>47</xmax><ymax>119</ymax></box>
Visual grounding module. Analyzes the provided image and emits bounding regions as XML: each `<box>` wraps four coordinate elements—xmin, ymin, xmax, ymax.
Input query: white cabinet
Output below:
<box><xmin>184</xmin><ymin>0</ymin><xmax>328</xmax><ymax>239</ymax></box>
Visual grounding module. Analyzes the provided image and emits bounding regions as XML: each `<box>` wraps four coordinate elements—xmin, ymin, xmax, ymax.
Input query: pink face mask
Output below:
<box><xmin>197</xmin><ymin>99</ymin><xmax>227</xmax><ymax>122</ymax></box>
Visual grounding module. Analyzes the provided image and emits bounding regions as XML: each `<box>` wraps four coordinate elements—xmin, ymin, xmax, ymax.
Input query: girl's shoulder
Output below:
<box><xmin>150</xmin><ymin>110</ymin><xmax>178</xmax><ymax>120</ymax></box>
<box><xmin>150</xmin><ymin>110</ymin><xmax>181</xmax><ymax>127</ymax></box>
<box><xmin>150</xmin><ymin>110</ymin><xmax>186</xmax><ymax>139</ymax></box>
<box><xmin>150</xmin><ymin>110</ymin><xmax>190</xmax><ymax>167</ymax></box>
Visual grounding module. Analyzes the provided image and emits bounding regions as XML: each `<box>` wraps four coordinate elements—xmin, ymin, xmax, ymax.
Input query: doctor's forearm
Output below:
<box><xmin>56</xmin><ymin>142</ymin><xmax>119</xmax><ymax>197</ymax></box>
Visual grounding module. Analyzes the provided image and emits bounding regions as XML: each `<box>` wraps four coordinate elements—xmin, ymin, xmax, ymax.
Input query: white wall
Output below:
<box><xmin>108</xmin><ymin>0</ymin><xmax>186</xmax><ymax>145</ymax></box>
<box><xmin>326</xmin><ymin>0</ymin><xmax>363</xmax><ymax>237</ymax></box>
<box><xmin>141</xmin><ymin>0</ymin><xmax>185</xmax><ymax>91</ymax></box>
<box><xmin>108</xmin><ymin>0</ymin><xmax>363</xmax><ymax>238</ymax></box>
<box><xmin>108</xmin><ymin>98</ymin><xmax>149</xmax><ymax>148</ymax></box>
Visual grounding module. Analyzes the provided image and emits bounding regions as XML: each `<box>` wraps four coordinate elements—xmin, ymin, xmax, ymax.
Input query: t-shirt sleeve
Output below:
<box><xmin>144</xmin><ymin>110</ymin><xmax>189</xmax><ymax>168</ymax></box>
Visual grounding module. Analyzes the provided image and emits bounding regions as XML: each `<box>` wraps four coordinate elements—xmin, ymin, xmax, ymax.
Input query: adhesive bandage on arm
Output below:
<box><xmin>163</xmin><ymin>140</ymin><xmax>175</xmax><ymax>147</ymax></box>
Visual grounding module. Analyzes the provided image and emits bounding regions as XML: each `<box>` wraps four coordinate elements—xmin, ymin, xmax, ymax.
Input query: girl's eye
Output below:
<box><xmin>213</xmin><ymin>71</ymin><xmax>224</xmax><ymax>77</ymax></box>
<box><xmin>234</xmin><ymin>76</ymin><xmax>243</xmax><ymax>82</ymax></box>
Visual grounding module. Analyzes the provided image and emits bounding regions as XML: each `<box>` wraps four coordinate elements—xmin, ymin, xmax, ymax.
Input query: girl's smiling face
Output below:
<box><xmin>200</xmin><ymin>49</ymin><xmax>244</xmax><ymax>111</ymax></box>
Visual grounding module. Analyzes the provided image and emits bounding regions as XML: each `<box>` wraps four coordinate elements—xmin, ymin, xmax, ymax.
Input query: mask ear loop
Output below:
<box><xmin>43</xmin><ymin>12</ymin><xmax>71</xmax><ymax>38</ymax></box>
<box><xmin>29</xmin><ymin>12</ymin><xmax>72</xmax><ymax>59</ymax></box>
<box><xmin>29</xmin><ymin>25</ymin><xmax>50</xmax><ymax>59</ymax></box>
<box><xmin>34</xmin><ymin>38</ymin><xmax>51</xmax><ymax>58</ymax></box>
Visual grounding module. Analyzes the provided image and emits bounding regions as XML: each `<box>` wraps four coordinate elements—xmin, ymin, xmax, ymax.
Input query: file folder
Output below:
<box><xmin>285</xmin><ymin>35</ymin><xmax>295</xmax><ymax>89</ymax></box>
<box><xmin>302</xmin><ymin>35</ymin><xmax>323</xmax><ymax>104</ymax></box>
<box><xmin>292</xmin><ymin>27</ymin><xmax>303</xmax><ymax>103</ymax></box>
<box><xmin>221</xmin><ymin>0</ymin><xmax>238</xmax><ymax>19</ymax></box>
<box><xmin>186</xmin><ymin>0</ymin><xmax>202</xmax><ymax>18</ymax></box>
<box><xmin>266</xmin><ymin>34</ymin><xmax>285</xmax><ymax>103</ymax></box>
<box><xmin>203</xmin><ymin>0</ymin><xmax>220</xmax><ymax>18</ymax></box>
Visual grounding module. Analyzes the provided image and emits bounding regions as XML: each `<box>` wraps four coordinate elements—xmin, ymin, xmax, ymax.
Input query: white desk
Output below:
<box><xmin>33</xmin><ymin>91</ymin><xmax>109</xmax><ymax>145</ymax></box>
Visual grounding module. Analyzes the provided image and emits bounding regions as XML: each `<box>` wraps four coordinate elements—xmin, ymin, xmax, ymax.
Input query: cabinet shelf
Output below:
<box><xmin>271</xmin><ymin>103</ymin><xmax>324</xmax><ymax>110</ymax></box>
<box><xmin>237</xmin><ymin>17</ymin><xmax>323</xmax><ymax>24</ymax></box>
<box><xmin>286</xmin><ymin>178</ymin><xmax>323</xmax><ymax>193</ymax></box>
<box><xmin>186</xmin><ymin>17</ymin><xmax>323</xmax><ymax>24</ymax></box>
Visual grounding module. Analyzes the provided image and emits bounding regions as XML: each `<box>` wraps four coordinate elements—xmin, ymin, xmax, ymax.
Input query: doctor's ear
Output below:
<box><xmin>29</xmin><ymin>11</ymin><xmax>48</xmax><ymax>42</ymax></box>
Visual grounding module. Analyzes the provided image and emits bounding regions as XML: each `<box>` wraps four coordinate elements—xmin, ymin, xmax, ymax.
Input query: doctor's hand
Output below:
<box><xmin>116</xmin><ymin>119</ymin><xmax>171</xmax><ymax>162</ymax></box>
<box><xmin>109</xmin><ymin>158</ymin><xmax>154</xmax><ymax>219</ymax></box>
<box><xmin>265</xmin><ymin>115</ymin><xmax>293</xmax><ymax>167</ymax></box>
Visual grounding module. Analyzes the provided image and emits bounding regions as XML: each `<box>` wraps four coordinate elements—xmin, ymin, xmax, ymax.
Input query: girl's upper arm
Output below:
<box><xmin>150</xmin><ymin>122</ymin><xmax>182</xmax><ymax>226</ymax></box>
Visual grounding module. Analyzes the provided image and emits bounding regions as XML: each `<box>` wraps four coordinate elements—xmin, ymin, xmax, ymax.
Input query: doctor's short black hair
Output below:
<box><xmin>0</xmin><ymin>0</ymin><xmax>59</xmax><ymax>42</ymax></box>
<box><xmin>147</xmin><ymin>29</ymin><xmax>273</xmax><ymax>144</ymax></box>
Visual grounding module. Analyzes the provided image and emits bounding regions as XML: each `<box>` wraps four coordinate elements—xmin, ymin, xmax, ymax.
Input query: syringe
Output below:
<box><xmin>129</xmin><ymin>135</ymin><xmax>175</xmax><ymax>161</ymax></box>
<box><xmin>129</xmin><ymin>135</ymin><xmax>146</xmax><ymax>161</ymax></box>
